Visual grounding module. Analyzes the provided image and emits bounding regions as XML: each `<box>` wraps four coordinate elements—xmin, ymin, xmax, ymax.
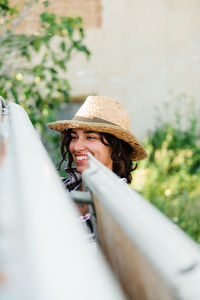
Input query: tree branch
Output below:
<box><xmin>0</xmin><ymin>0</ymin><xmax>37</xmax><ymax>44</ymax></box>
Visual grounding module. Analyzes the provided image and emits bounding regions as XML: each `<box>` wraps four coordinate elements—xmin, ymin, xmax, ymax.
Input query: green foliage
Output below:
<box><xmin>0</xmin><ymin>0</ymin><xmax>90</xmax><ymax>157</ymax></box>
<box><xmin>132</xmin><ymin>101</ymin><xmax>200</xmax><ymax>242</ymax></box>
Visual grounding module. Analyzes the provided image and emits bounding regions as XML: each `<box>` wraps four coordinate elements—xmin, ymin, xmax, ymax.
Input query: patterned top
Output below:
<box><xmin>62</xmin><ymin>168</ymin><xmax>96</xmax><ymax>241</ymax></box>
<box><xmin>62</xmin><ymin>168</ymin><xmax>127</xmax><ymax>243</ymax></box>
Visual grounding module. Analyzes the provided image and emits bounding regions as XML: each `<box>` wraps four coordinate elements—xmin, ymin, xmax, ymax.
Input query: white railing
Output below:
<box><xmin>0</xmin><ymin>100</ymin><xmax>125</xmax><ymax>300</ymax></box>
<box><xmin>2</xmin><ymin>99</ymin><xmax>200</xmax><ymax>300</ymax></box>
<box><xmin>82</xmin><ymin>154</ymin><xmax>200</xmax><ymax>300</ymax></box>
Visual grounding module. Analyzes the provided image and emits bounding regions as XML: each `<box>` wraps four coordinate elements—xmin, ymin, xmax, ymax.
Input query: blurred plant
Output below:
<box><xmin>0</xmin><ymin>0</ymin><xmax>90</xmax><ymax>158</ymax></box>
<box><xmin>132</xmin><ymin>99</ymin><xmax>200</xmax><ymax>242</ymax></box>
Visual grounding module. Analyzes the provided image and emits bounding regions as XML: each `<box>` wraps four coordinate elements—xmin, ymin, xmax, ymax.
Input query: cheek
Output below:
<box><xmin>102</xmin><ymin>146</ymin><xmax>112</xmax><ymax>161</ymax></box>
<box><xmin>107</xmin><ymin>149</ymin><xmax>113</xmax><ymax>162</ymax></box>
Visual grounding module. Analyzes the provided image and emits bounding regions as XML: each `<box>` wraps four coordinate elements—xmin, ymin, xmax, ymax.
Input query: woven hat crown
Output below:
<box><xmin>74</xmin><ymin>96</ymin><xmax>130</xmax><ymax>130</ymax></box>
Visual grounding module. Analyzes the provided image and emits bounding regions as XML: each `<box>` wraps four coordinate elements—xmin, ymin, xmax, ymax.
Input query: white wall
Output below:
<box><xmin>67</xmin><ymin>0</ymin><xmax>200</xmax><ymax>139</ymax></box>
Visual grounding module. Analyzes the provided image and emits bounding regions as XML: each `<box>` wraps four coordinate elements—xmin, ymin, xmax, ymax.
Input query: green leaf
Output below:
<box><xmin>60</xmin><ymin>41</ymin><xmax>66</xmax><ymax>51</ymax></box>
<box><xmin>10</xmin><ymin>86</ymin><xmax>19</xmax><ymax>103</ymax></box>
<box><xmin>40</xmin><ymin>12</ymin><xmax>56</xmax><ymax>24</ymax></box>
<box><xmin>57</xmin><ymin>60</ymin><xmax>66</xmax><ymax>71</ymax></box>
<box><xmin>31</xmin><ymin>38</ymin><xmax>42</xmax><ymax>52</ymax></box>
<box><xmin>43</xmin><ymin>1</ymin><xmax>49</xmax><ymax>7</ymax></box>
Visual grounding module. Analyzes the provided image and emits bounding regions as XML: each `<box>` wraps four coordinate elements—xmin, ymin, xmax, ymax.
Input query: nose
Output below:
<box><xmin>73</xmin><ymin>137</ymin><xmax>85</xmax><ymax>152</ymax></box>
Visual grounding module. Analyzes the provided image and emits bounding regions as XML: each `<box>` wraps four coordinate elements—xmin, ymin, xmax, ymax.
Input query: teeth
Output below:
<box><xmin>76</xmin><ymin>156</ymin><xmax>87</xmax><ymax>161</ymax></box>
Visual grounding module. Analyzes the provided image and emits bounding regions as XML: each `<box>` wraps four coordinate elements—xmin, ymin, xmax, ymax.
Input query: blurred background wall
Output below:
<box><xmin>10</xmin><ymin>0</ymin><xmax>200</xmax><ymax>139</ymax></box>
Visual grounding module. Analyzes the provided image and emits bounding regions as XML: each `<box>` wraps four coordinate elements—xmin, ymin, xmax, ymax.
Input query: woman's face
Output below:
<box><xmin>69</xmin><ymin>129</ymin><xmax>113</xmax><ymax>173</ymax></box>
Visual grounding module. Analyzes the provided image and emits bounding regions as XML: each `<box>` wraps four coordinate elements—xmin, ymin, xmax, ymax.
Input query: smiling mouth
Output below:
<box><xmin>75</xmin><ymin>155</ymin><xmax>88</xmax><ymax>162</ymax></box>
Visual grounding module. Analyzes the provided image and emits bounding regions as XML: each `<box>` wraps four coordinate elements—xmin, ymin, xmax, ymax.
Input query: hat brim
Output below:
<box><xmin>47</xmin><ymin>120</ymin><xmax>148</xmax><ymax>161</ymax></box>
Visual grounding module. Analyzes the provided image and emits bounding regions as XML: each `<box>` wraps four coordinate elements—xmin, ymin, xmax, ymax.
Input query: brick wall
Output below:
<box><xmin>10</xmin><ymin>0</ymin><xmax>102</xmax><ymax>34</ymax></box>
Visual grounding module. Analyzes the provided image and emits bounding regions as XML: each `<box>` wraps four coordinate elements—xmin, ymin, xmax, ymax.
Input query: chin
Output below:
<box><xmin>76</xmin><ymin>165</ymin><xmax>88</xmax><ymax>173</ymax></box>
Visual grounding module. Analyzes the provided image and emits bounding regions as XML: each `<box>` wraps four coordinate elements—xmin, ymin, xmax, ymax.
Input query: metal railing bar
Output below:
<box><xmin>70</xmin><ymin>190</ymin><xmax>93</xmax><ymax>204</ymax></box>
<box><xmin>0</xmin><ymin>102</ymin><xmax>126</xmax><ymax>300</ymax></box>
<box><xmin>83</xmin><ymin>153</ymin><xmax>200</xmax><ymax>300</ymax></box>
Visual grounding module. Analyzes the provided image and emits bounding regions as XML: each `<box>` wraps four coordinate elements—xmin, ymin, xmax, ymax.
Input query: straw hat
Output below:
<box><xmin>47</xmin><ymin>95</ymin><xmax>148</xmax><ymax>161</ymax></box>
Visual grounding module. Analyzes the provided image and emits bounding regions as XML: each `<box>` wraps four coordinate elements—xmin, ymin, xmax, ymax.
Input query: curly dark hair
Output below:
<box><xmin>58</xmin><ymin>129</ymin><xmax>137</xmax><ymax>184</ymax></box>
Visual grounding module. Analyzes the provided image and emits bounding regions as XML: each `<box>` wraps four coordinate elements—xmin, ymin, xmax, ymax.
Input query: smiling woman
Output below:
<box><xmin>47</xmin><ymin>95</ymin><xmax>148</xmax><ymax>236</ymax></box>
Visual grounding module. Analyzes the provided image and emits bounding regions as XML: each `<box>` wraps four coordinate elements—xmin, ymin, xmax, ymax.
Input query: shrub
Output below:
<box><xmin>132</xmin><ymin>100</ymin><xmax>200</xmax><ymax>242</ymax></box>
<box><xmin>0</xmin><ymin>0</ymin><xmax>90</xmax><ymax>159</ymax></box>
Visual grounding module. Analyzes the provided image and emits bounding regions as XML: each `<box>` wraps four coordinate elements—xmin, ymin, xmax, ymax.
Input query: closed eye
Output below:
<box><xmin>87</xmin><ymin>133</ymin><xmax>100</xmax><ymax>140</ymax></box>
